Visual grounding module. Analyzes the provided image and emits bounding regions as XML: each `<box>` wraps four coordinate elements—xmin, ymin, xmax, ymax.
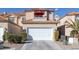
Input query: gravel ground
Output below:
<box><xmin>2</xmin><ymin>41</ymin><xmax>24</xmax><ymax>50</ymax></box>
<box><xmin>56</xmin><ymin>41</ymin><xmax>79</xmax><ymax>50</ymax></box>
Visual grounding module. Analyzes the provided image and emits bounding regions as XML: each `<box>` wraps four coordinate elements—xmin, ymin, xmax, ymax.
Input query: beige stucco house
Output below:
<box><xmin>0</xmin><ymin>8</ymin><xmax>58</xmax><ymax>41</ymax></box>
<box><xmin>19</xmin><ymin>8</ymin><xmax>58</xmax><ymax>41</ymax></box>
<box><xmin>57</xmin><ymin>12</ymin><xmax>79</xmax><ymax>40</ymax></box>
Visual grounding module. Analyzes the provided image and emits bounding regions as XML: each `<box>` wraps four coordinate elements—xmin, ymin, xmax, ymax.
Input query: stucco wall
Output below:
<box><xmin>23</xmin><ymin>24</ymin><xmax>57</xmax><ymax>33</ymax></box>
<box><xmin>25</xmin><ymin>11</ymin><xmax>54</xmax><ymax>21</ymax></box>
<box><xmin>49</xmin><ymin>12</ymin><xmax>54</xmax><ymax>20</ymax></box>
<box><xmin>18</xmin><ymin>17</ymin><xmax>23</xmax><ymax>27</ymax></box>
<box><xmin>57</xmin><ymin>15</ymin><xmax>75</xmax><ymax>27</ymax></box>
<box><xmin>25</xmin><ymin>11</ymin><xmax>34</xmax><ymax>20</ymax></box>
<box><xmin>9</xmin><ymin>15</ymin><xmax>18</xmax><ymax>24</ymax></box>
<box><xmin>58</xmin><ymin>15</ymin><xmax>75</xmax><ymax>36</ymax></box>
<box><xmin>0</xmin><ymin>22</ymin><xmax>8</xmax><ymax>30</ymax></box>
<box><xmin>8</xmin><ymin>23</ymin><xmax>22</xmax><ymax>35</ymax></box>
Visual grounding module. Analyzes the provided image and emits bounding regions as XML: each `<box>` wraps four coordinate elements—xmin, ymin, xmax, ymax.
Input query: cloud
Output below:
<box><xmin>55</xmin><ymin>8</ymin><xmax>58</xmax><ymax>11</ymax></box>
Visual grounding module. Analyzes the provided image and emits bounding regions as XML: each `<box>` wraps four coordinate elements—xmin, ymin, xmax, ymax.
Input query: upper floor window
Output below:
<box><xmin>76</xmin><ymin>15</ymin><xmax>79</xmax><ymax>21</ymax></box>
<box><xmin>8</xmin><ymin>17</ymin><xmax>15</xmax><ymax>22</ymax></box>
<box><xmin>22</xmin><ymin>16</ymin><xmax>26</xmax><ymax>22</ymax></box>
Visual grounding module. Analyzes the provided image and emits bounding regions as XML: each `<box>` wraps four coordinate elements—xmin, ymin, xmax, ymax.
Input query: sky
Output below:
<box><xmin>0</xmin><ymin>8</ymin><xmax>79</xmax><ymax>17</ymax></box>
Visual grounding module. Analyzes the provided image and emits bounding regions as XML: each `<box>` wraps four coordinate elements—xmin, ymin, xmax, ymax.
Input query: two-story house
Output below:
<box><xmin>20</xmin><ymin>8</ymin><xmax>58</xmax><ymax>41</ymax></box>
<box><xmin>0</xmin><ymin>8</ymin><xmax>58</xmax><ymax>41</ymax></box>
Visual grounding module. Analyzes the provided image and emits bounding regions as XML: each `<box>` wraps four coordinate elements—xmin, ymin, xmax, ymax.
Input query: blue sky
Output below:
<box><xmin>0</xmin><ymin>8</ymin><xmax>79</xmax><ymax>17</ymax></box>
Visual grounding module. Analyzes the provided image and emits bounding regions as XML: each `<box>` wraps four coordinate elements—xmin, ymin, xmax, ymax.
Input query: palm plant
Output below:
<box><xmin>65</xmin><ymin>18</ymin><xmax>79</xmax><ymax>37</ymax></box>
<box><xmin>65</xmin><ymin>18</ymin><xmax>79</xmax><ymax>32</ymax></box>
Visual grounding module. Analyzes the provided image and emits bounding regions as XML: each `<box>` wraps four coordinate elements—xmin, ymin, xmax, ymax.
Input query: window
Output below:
<box><xmin>22</xmin><ymin>16</ymin><xmax>26</xmax><ymax>22</ymax></box>
<box><xmin>8</xmin><ymin>17</ymin><xmax>15</xmax><ymax>22</ymax></box>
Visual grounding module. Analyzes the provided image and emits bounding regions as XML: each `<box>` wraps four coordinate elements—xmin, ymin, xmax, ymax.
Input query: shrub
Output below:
<box><xmin>19</xmin><ymin>32</ymin><xmax>27</xmax><ymax>42</ymax></box>
<box><xmin>8</xmin><ymin>34</ymin><xmax>16</xmax><ymax>43</ymax></box>
<box><xmin>8</xmin><ymin>34</ymin><xmax>22</xmax><ymax>43</ymax></box>
<box><xmin>70</xmin><ymin>30</ymin><xmax>78</xmax><ymax>37</ymax></box>
<box><xmin>15</xmin><ymin>35</ymin><xmax>22</xmax><ymax>43</ymax></box>
<box><xmin>3</xmin><ymin>32</ymin><xmax>27</xmax><ymax>43</ymax></box>
<box><xmin>3</xmin><ymin>32</ymin><xmax>10</xmax><ymax>41</ymax></box>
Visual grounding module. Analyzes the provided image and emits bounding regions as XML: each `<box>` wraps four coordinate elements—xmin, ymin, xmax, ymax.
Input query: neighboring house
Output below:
<box><xmin>21</xmin><ymin>8</ymin><xmax>58</xmax><ymax>41</ymax></box>
<box><xmin>57</xmin><ymin>12</ymin><xmax>79</xmax><ymax>40</ymax></box>
<box><xmin>0</xmin><ymin>14</ymin><xmax>22</xmax><ymax>35</ymax></box>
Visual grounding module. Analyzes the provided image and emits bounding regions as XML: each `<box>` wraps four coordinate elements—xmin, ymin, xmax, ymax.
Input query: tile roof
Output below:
<box><xmin>0</xmin><ymin>14</ymin><xmax>10</xmax><ymax>18</ymax></box>
<box><xmin>0</xmin><ymin>16</ymin><xmax>7</xmax><ymax>21</ymax></box>
<box><xmin>9</xmin><ymin>13</ymin><xmax>25</xmax><ymax>17</ymax></box>
<box><xmin>0</xmin><ymin>12</ymin><xmax>25</xmax><ymax>18</ymax></box>
<box><xmin>59</xmin><ymin>12</ymin><xmax>79</xmax><ymax>21</ymax></box>
<box><xmin>67</xmin><ymin>12</ymin><xmax>79</xmax><ymax>15</ymax></box>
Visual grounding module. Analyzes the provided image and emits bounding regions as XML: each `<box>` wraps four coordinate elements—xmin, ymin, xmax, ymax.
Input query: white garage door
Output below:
<box><xmin>27</xmin><ymin>27</ymin><xmax>54</xmax><ymax>40</ymax></box>
<box><xmin>0</xmin><ymin>28</ymin><xmax>4</xmax><ymax>41</ymax></box>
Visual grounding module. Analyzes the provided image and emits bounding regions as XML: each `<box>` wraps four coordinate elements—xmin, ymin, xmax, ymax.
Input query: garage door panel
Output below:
<box><xmin>28</xmin><ymin>28</ymin><xmax>53</xmax><ymax>40</ymax></box>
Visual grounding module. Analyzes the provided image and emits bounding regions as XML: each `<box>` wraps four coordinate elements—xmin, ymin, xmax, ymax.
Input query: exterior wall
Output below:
<box><xmin>57</xmin><ymin>15</ymin><xmax>75</xmax><ymax>27</ymax></box>
<box><xmin>58</xmin><ymin>15</ymin><xmax>76</xmax><ymax>36</ymax></box>
<box><xmin>8</xmin><ymin>23</ymin><xmax>22</xmax><ymax>35</ymax></box>
<box><xmin>65</xmin><ymin>27</ymin><xmax>73</xmax><ymax>36</ymax></box>
<box><xmin>49</xmin><ymin>12</ymin><xmax>54</xmax><ymax>20</ymax></box>
<box><xmin>23</xmin><ymin>24</ymin><xmax>57</xmax><ymax>33</ymax></box>
<box><xmin>25</xmin><ymin>11</ymin><xmax>54</xmax><ymax>21</ymax></box>
<box><xmin>0</xmin><ymin>22</ymin><xmax>8</xmax><ymax>30</ymax></box>
<box><xmin>0</xmin><ymin>22</ymin><xmax>22</xmax><ymax>35</ymax></box>
<box><xmin>18</xmin><ymin>17</ymin><xmax>23</xmax><ymax>27</ymax></box>
<box><xmin>25</xmin><ymin>11</ymin><xmax>34</xmax><ymax>20</ymax></box>
<box><xmin>9</xmin><ymin>15</ymin><xmax>18</xmax><ymax>24</ymax></box>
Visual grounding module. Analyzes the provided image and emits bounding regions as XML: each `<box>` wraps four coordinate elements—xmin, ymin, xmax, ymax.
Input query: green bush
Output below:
<box><xmin>8</xmin><ymin>34</ymin><xmax>16</xmax><ymax>43</ymax></box>
<box><xmin>3</xmin><ymin>32</ymin><xmax>10</xmax><ymax>41</ymax></box>
<box><xmin>15</xmin><ymin>35</ymin><xmax>22</xmax><ymax>43</ymax></box>
<box><xmin>8</xmin><ymin>34</ymin><xmax>22</xmax><ymax>43</ymax></box>
<box><xmin>3</xmin><ymin>32</ymin><xmax>27</xmax><ymax>43</ymax></box>
<box><xmin>70</xmin><ymin>30</ymin><xmax>78</xmax><ymax>37</ymax></box>
<box><xmin>19</xmin><ymin>32</ymin><xmax>27</xmax><ymax>42</ymax></box>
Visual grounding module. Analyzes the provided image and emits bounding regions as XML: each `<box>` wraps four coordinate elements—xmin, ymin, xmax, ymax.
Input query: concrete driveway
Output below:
<box><xmin>21</xmin><ymin>40</ymin><xmax>62</xmax><ymax>50</ymax></box>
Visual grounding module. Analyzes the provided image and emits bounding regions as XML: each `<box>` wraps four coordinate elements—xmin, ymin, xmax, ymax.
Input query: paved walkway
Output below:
<box><xmin>21</xmin><ymin>40</ymin><xmax>62</xmax><ymax>50</ymax></box>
